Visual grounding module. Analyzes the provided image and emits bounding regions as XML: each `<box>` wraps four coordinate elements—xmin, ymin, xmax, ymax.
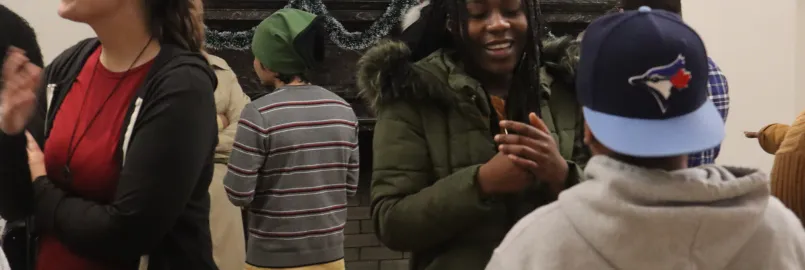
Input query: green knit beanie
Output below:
<box><xmin>251</xmin><ymin>8</ymin><xmax>324</xmax><ymax>75</ymax></box>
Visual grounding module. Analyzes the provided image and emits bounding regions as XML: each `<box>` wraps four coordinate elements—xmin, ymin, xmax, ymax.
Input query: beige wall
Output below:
<box><xmin>4</xmin><ymin>0</ymin><xmax>803</xmax><ymax>171</ymax></box>
<box><xmin>798</xmin><ymin>1</ymin><xmax>805</xmax><ymax>111</ymax></box>
<box><xmin>683</xmin><ymin>0</ymin><xmax>802</xmax><ymax>171</ymax></box>
<box><xmin>0</xmin><ymin>0</ymin><xmax>95</xmax><ymax>64</ymax></box>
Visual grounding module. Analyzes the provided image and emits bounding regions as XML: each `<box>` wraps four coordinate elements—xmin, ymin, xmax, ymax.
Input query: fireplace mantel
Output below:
<box><xmin>204</xmin><ymin>0</ymin><xmax>617</xmax><ymax>24</ymax></box>
<box><xmin>204</xmin><ymin>0</ymin><xmax>618</xmax><ymax>39</ymax></box>
<box><xmin>203</xmin><ymin>0</ymin><xmax>617</xmax><ymax>132</ymax></box>
<box><xmin>203</xmin><ymin>3</ymin><xmax>614</xmax><ymax>266</ymax></box>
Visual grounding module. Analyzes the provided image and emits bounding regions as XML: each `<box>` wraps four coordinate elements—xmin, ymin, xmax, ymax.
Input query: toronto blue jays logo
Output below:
<box><xmin>627</xmin><ymin>54</ymin><xmax>692</xmax><ymax>113</ymax></box>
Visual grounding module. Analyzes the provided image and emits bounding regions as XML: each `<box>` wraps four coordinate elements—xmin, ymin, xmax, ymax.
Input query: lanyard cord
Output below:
<box><xmin>62</xmin><ymin>37</ymin><xmax>154</xmax><ymax>181</ymax></box>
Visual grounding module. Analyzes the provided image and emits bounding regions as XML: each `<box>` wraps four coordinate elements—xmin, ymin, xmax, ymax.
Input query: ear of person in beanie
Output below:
<box><xmin>251</xmin><ymin>8</ymin><xmax>324</xmax><ymax>75</ymax></box>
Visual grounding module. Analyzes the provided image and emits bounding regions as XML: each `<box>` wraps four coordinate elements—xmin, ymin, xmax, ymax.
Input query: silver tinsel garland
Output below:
<box><xmin>205</xmin><ymin>0</ymin><xmax>419</xmax><ymax>51</ymax></box>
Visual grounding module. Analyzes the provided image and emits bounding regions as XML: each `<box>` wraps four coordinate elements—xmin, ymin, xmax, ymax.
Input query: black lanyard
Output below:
<box><xmin>62</xmin><ymin>37</ymin><xmax>153</xmax><ymax>182</ymax></box>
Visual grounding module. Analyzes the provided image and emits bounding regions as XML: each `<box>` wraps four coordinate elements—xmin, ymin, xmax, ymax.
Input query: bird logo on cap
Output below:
<box><xmin>628</xmin><ymin>54</ymin><xmax>692</xmax><ymax>113</ymax></box>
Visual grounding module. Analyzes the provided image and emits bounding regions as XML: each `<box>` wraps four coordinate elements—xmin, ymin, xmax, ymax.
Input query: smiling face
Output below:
<box><xmin>463</xmin><ymin>0</ymin><xmax>528</xmax><ymax>76</ymax></box>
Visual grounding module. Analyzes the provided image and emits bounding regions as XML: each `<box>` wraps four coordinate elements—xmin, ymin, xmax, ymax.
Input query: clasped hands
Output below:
<box><xmin>478</xmin><ymin>113</ymin><xmax>568</xmax><ymax>195</ymax></box>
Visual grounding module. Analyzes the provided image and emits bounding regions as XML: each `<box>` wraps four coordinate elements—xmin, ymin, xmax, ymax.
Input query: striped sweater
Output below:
<box><xmin>223</xmin><ymin>85</ymin><xmax>359</xmax><ymax>268</ymax></box>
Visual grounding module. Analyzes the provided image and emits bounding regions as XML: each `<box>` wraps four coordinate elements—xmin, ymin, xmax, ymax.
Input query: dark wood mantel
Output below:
<box><xmin>204</xmin><ymin>0</ymin><xmax>617</xmax><ymax>131</ymax></box>
<box><xmin>204</xmin><ymin>0</ymin><xmax>617</xmax><ymax>24</ymax></box>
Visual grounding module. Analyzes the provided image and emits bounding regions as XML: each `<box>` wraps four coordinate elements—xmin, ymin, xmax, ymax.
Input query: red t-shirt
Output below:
<box><xmin>38</xmin><ymin>47</ymin><xmax>153</xmax><ymax>270</ymax></box>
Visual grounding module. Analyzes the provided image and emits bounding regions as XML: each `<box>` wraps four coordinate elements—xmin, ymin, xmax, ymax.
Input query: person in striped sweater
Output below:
<box><xmin>223</xmin><ymin>8</ymin><xmax>359</xmax><ymax>270</ymax></box>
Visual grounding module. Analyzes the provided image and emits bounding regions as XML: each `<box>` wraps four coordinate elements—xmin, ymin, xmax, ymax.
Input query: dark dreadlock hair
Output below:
<box><xmin>399</xmin><ymin>0</ymin><xmax>546</xmax><ymax>124</ymax></box>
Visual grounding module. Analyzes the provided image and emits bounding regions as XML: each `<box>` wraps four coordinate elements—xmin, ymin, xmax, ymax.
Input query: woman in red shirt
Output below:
<box><xmin>0</xmin><ymin>0</ymin><xmax>218</xmax><ymax>269</ymax></box>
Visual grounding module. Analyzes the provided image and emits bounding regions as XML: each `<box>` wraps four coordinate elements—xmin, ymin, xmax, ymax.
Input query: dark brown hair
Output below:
<box><xmin>143</xmin><ymin>0</ymin><xmax>204</xmax><ymax>52</ymax></box>
<box><xmin>621</xmin><ymin>0</ymin><xmax>681</xmax><ymax>14</ymax></box>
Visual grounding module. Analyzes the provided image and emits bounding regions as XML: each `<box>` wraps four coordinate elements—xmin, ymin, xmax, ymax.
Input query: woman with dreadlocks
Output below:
<box><xmin>355</xmin><ymin>0</ymin><xmax>587</xmax><ymax>269</ymax></box>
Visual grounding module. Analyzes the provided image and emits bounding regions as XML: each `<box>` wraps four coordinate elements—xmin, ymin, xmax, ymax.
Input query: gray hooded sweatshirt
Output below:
<box><xmin>487</xmin><ymin>155</ymin><xmax>805</xmax><ymax>270</ymax></box>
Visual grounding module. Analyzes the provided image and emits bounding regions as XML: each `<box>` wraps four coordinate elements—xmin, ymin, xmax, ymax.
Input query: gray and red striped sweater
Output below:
<box><xmin>223</xmin><ymin>84</ymin><xmax>359</xmax><ymax>268</ymax></box>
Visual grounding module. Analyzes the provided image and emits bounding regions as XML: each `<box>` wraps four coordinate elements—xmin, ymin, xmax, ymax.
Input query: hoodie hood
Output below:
<box><xmin>560</xmin><ymin>155</ymin><xmax>771</xmax><ymax>269</ymax></box>
<box><xmin>356</xmin><ymin>35</ymin><xmax>580</xmax><ymax>112</ymax></box>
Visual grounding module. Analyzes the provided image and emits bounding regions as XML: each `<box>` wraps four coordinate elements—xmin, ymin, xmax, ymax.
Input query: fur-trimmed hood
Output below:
<box><xmin>356</xmin><ymin>39</ymin><xmax>460</xmax><ymax>111</ymax></box>
<box><xmin>356</xmin><ymin>34</ymin><xmax>582</xmax><ymax>111</ymax></box>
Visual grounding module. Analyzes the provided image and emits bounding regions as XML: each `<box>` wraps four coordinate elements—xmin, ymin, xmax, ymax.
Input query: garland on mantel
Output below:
<box><xmin>205</xmin><ymin>0</ymin><xmax>419</xmax><ymax>51</ymax></box>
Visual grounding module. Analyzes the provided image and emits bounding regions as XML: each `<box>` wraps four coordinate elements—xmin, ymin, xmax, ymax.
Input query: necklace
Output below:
<box><xmin>62</xmin><ymin>37</ymin><xmax>154</xmax><ymax>182</ymax></box>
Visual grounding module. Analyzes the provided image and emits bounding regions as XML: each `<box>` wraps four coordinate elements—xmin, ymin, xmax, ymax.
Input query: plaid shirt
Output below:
<box><xmin>688</xmin><ymin>58</ymin><xmax>729</xmax><ymax>167</ymax></box>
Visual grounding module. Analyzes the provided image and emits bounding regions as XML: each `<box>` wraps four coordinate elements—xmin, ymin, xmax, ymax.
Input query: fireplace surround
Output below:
<box><xmin>203</xmin><ymin>1</ymin><xmax>616</xmax><ymax>269</ymax></box>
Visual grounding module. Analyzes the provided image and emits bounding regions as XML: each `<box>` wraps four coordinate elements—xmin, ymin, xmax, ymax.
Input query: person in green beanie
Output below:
<box><xmin>250</xmin><ymin>8</ymin><xmax>325</xmax><ymax>87</ymax></box>
<box><xmin>223</xmin><ymin>8</ymin><xmax>359</xmax><ymax>270</ymax></box>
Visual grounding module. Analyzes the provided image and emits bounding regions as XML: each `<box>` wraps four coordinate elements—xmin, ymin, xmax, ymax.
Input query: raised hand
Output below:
<box><xmin>494</xmin><ymin>113</ymin><xmax>569</xmax><ymax>190</ymax></box>
<box><xmin>1</xmin><ymin>47</ymin><xmax>41</xmax><ymax>135</ymax></box>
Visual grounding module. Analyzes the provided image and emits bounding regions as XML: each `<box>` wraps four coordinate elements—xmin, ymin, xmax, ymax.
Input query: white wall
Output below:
<box><xmin>797</xmin><ymin>1</ymin><xmax>805</xmax><ymax>111</ymax></box>
<box><xmin>683</xmin><ymin>0</ymin><xmax>801</xmax><ymax>172</ymax></box>
<box><xmin>0</xmin><ymin>0</ymin><xmax>94</xmax><ymax>64</ymax></box>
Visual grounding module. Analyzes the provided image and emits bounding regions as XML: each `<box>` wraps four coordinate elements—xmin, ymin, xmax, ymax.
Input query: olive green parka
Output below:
<box><xmin>356</xmin><ymin>36</ymin><xmax>587</xmax><ymax>270</ymax></box>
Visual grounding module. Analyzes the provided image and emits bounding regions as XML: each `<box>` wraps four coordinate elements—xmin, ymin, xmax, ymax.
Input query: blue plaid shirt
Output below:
<box><xmin>688</xmin><ymin>58</ymin><xmax>729</xmax><ymax>167</ymax></box>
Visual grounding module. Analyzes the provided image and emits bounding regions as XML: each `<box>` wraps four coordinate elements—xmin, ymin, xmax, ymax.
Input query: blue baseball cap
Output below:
<box><xmin>576</xmin><ymin>7</ymin><xmax>725</xmax><ymax>158</ymax></box>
